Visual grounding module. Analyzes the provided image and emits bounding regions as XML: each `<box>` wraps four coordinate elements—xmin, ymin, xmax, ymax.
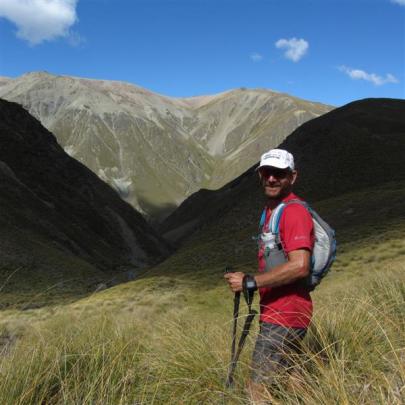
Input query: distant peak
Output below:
<box><xmin>177</xmin><ymin>88</ymin><xmax>281</xmax><ymax>109</ymax></box>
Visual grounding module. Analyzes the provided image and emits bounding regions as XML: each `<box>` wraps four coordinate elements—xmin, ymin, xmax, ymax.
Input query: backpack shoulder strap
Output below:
<box><xmin>268</xmin><ymin>203</ymin><xmax>286</xmax><ymax>234</ymax></box>
<box><xmin>284</xmin><ymin>199</ymin><xmax>309</xmax><ymax>209</ymax></box>
<box><xmin>269</xmin><ymin>199</ymin><xmax>312</xmax><ymax>234</ymax></box>
<box><xmin>259</xmin><ymin>208</ymin><xmax>267</xmax><ymax>230</ymax></box>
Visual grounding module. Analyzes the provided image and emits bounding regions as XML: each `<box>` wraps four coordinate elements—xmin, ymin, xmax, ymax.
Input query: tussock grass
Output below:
<box><xmin>287</xmin><ymin>273</ymin><xmax>405</xmax><ymax>405</ymax></box>
<box><xmin>0</xmin><ymin>268</ymin><xmax>403</xmax><ymax>404</ymax></box>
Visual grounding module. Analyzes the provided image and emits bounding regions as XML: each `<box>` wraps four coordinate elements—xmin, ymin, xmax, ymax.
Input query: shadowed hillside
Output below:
<box><xmin>160</xmin><ymin>98</ymin><xmax>405</xmax><ymax>244</ymax></box>
<box><xmin>0</xmin><ymin>99</ymin><xmax>171</xmax><ymax>306</ymax></box>
<box><xmin>281</xmin><ymin>98</ymin><xmax>405</xmax><ymax>200</ymax></box>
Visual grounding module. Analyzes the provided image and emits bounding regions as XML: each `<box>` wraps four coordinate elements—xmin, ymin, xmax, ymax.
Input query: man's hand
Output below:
<box><xmin>224</xmin><ymin>272</ymin><xmax>245</xmax><ymax>292</ymax></box>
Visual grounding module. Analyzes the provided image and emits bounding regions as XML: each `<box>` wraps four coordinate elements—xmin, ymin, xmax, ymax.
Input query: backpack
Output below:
<box><xmin>258</xmin><ymin>199</ymin><xmax>336</xmax><ymax>290</ymax></box>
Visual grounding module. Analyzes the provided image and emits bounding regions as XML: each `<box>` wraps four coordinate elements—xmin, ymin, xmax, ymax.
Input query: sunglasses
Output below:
<box><xmin>259</xmin><ymin>167</ymin><xmax>292</xmax><ymax>179</ymax></box>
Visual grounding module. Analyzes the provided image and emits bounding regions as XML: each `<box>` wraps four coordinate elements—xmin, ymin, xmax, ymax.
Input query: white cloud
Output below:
<box><xmin>339</xmin><ymin>65</ymin><xmax>399</xmax><ymax>86</ymax></box>
<box><xmin>391</xmin><ymin>0</ymin><xmax>405</xmax><ymax>6</ymax></box>
<box><xmin>0</xmin><ymin>0</ymin><xmax>79</xmax><ymax>45</ymax></box>
<box><xmin>250</xmin><ymin>52</ymin><xmax>263</xmax><ymax>62</ymax></box>
<box><xmin>275</xmin><ymin>37</ymin><xmax>309</xmax><ymax>62</ymax></box>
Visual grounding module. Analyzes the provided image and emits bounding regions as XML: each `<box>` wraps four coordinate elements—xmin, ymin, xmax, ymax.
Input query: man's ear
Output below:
<box><xmin>290</xmin><ymin>170</ymin><xmax>298</xmax><ymax>185</ymax></box>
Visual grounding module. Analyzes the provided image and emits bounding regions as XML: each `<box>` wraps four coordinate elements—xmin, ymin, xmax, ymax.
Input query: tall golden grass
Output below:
<box><xmin>0</xmin><ymin>266</ymin><xmax>403</xmax><ymax>404</ymax></box>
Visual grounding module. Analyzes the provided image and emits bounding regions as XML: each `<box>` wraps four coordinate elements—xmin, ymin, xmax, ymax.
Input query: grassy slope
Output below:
<box><xmin>0</xmin><ymin>182</ymin><xmax>404</xmax><ymax>403</ymax></box>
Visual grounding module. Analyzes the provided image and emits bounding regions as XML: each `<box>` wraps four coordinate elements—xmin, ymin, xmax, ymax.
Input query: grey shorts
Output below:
<box><xmin>251</xmin><ymin>322</ymin><xmax>307</xmax><ymax>384</ymax></box>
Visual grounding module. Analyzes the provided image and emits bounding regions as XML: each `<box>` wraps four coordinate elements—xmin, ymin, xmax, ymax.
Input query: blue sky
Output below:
<box><xmin>0</xmin><ymin>0</ymin><xmax>404</xmax><ymax>106</ymax></box>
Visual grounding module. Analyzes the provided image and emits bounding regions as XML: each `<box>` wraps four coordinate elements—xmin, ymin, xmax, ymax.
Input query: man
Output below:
<box><xmin>224</xmin><ymin>148</ymin><xmax>314</xmax><ymax>401</ymax></box>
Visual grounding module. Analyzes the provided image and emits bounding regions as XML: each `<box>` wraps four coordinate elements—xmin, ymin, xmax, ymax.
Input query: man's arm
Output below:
<box><xmin>255</xmin><ymin>249</ymin><xmax>310</xmax><ymax>288</ymax></box>
<box><xmin>224</xmin><ymin>249</ymin><xmax>310</xmax><ymax>292</ymax></box>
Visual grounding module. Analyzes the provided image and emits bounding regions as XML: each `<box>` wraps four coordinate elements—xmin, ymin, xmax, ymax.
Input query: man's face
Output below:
<box><xmin>258</xmin><ymin>166</ymin><xmax>297</xmax><ymax>199</ymax></box>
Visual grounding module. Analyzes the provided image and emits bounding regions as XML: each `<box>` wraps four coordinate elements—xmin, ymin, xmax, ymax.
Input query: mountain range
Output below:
<box><xmin>0</xmin><ymin>72</ymin><xmax>332</xmax><ymax>221</ymax></box>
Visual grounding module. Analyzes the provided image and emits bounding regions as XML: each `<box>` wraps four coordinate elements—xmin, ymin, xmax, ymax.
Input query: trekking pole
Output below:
<box><xmin>226</xmin><ymin>292</ymin><xmax>257</xmax><ymax>387</ymax></box>
<box><xmin>226</xmin><ymin>290</ymin><xmax>240</xmax><ymax>388</ymax></box>
<box><xmin>225</xmin><ymin>266</ymin><xmax>239</xmax><ymax>388</ymax></box>
<box><xmin>225</xmin><ymin>271</ymin><xmax>257</xmax><ymax>388</ymax></box>
<box><xmin>226</xmin><ymin>305</ymin><xmax>256</xmax><ymax>385</ymax></box>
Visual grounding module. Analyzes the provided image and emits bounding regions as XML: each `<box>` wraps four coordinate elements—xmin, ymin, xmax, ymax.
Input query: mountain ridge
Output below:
<box><xmin>0</xmin><ymin>71</ymin><xmax>332</xmax><ymax>220</ymax></box>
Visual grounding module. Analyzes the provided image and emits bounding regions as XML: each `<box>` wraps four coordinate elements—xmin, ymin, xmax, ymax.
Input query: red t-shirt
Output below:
<box><xmin>258</xmin><ymin>192</ymin><xmax>314</xmax><ymax>328</ymax></box>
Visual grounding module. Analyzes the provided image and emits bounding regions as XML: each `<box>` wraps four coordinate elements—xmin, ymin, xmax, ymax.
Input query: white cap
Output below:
<box><xmin>257</xmin><ymin>148</ymin><xmax>295</xmax><ymax>170</ymax></box>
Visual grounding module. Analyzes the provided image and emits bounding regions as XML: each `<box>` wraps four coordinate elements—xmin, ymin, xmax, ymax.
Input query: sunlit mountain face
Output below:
<box><xmin>0</xmin><ymin>72</ymin><xmax>332</xmax><ymax>221</ymax></box>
